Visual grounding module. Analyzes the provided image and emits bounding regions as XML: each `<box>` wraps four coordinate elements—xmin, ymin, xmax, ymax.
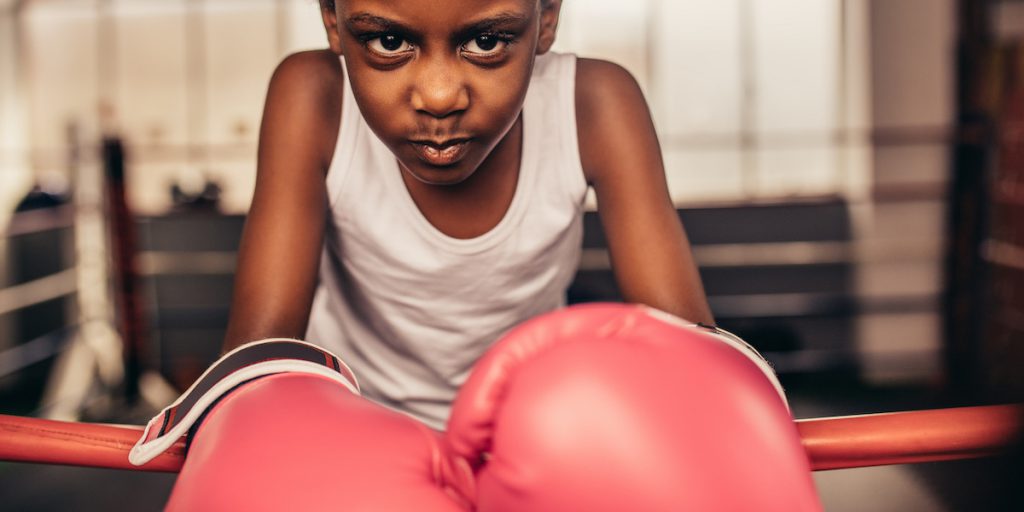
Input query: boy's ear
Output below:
<box><xmin>536</xmin><ymin>0</ymin><xmax>562</xmax><ymax>55</ymax></box>
<box><xmin>320</xmin><ymin>3</ymin><xmax>344</xmax><ymax>55</ymax></box>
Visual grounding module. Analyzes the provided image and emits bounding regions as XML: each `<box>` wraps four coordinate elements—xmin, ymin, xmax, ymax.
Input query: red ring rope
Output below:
<box><xmin>0</xmin><ymin>404</ymin><xmax>1020</xmax><ymax>472</ymax></box>
<box><xmin>0</xmin><ymin>414</ymin><xmax>184</xmax><ymax>472</ymax></box>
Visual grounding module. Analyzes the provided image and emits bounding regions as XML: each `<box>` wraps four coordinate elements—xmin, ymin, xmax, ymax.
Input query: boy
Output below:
<box><xmin>222</xmin><ymin>0</ymin><xmax>712</xmax><ymax>429</ymax></box>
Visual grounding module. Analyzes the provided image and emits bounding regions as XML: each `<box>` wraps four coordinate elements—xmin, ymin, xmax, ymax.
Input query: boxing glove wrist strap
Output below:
<box><xmin>129</xmin><ymin>338</ymin><xmax>359</xmax><ymax>466</ymax></box>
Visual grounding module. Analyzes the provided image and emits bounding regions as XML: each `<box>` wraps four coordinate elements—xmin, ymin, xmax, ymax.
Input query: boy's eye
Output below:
<box><xmin>462</xmin><ymin>35</ymin><xmax>507</xmax><ymax>56</ymax></box>
<box><xmin>367</xmin><ymin>34</ymin><xmax>412</xmax><ymax>55</ymax></box>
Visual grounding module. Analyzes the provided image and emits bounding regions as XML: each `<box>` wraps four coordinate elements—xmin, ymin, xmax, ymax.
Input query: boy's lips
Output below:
<box><xmin>409</xmin><ymin>138</ymin><xmax>471</xmax><ymax>167</ymax></box>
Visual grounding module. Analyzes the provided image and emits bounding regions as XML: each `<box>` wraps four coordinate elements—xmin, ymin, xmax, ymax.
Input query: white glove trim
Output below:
<box><xmin>640</xmin><ymin>306</ymin><xmax>791</xmax><ymax>411</ymax></box>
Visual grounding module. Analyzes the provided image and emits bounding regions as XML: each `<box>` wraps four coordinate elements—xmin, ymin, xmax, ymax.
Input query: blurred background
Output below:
<box><xmin>1</xmin><ymin>0</ymin><xmax>1022</xmax><ymax>510</ymax></box>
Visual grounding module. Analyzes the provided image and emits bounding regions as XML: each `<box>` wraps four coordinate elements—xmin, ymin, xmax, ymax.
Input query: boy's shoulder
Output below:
<box><xmin>262</xmin><ymin>50</ymin><xmax>345</xmax><ymax>173</ymax></box>
<box><xmin>575</xmin><ymin>57</ymin><xmax>635</xmax><ymax>81</ymax></box>
<box><xmin>574</xmin><ymin>57</ymin><xmax>643</xmax><ymax>111</ymax></box>
<box><xmin>572</xmin><ymin>57</ymin><xmax>653</xmax><ymax>183</ymax></box>
<box><xmin>271</xmin><ymin>49</ymin><xmax>344</xmax><ymax>95</ymax></box>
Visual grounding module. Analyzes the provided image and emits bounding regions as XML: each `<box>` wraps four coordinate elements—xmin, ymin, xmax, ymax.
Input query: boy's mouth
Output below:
<box><xmin>409</xmin><ymin>138</ymin><xmax>471</xmax><ymax>167</ymax></box>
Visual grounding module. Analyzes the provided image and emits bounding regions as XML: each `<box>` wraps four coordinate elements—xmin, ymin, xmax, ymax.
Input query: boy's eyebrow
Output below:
<box><xmin>460</xmin><ymin>12</ymin><xmax>530</xmax><ymax>32</ymax></box>
<box><xmin>345</xmin><ymin>12</ymin><xmax>406</xmax><ymax>31</ymax></box>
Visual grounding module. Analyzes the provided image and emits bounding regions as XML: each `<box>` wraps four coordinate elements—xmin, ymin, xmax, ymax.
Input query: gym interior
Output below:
<box><xmin>1</xmin><ymin>0</ymin><xmax>1022</xmax><ymax>510</ymax></box>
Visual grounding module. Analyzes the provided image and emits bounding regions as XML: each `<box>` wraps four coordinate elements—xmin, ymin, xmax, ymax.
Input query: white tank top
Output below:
<box><xmin>306</xmin><ymin>52</ymin><xmax>587</xmax><ymax>429</ymax></box>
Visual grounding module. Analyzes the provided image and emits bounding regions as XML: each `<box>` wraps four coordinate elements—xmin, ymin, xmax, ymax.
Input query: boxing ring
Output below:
<box><xmin>0</xmin><ymin>131</ymin><xmax>133</xmax><ymax>423</ymax></box>
<box><xmin>0</xmin><ymin>294</ymin><xmax>1020</xmax><ymax>511</ymax></box>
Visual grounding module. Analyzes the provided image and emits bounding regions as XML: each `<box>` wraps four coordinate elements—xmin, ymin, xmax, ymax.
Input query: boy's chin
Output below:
<box><xmin>400</xmin><ymin>162</ymin><xmax>477</xmax><ymax>187</ymax></box>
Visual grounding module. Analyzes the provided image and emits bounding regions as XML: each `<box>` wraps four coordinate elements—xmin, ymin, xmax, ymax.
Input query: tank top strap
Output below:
<box><xmin>527</xmin><ymin>52</ymin><xmax>588</xmax><ymax>207</ymax></box>
<box><xmin>325</xmin><ymin>56</ymin><xmax>361</xmax><ymax>208</ymax></box>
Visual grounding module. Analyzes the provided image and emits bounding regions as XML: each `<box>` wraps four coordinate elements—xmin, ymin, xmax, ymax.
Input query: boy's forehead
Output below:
<box><xmin>341</xmin><ymin>0</ymin><xmax>539</xmax><ymax>21</ymax></box>
<box><xmin>341</xmin><ymin>0</ymin><xmax>538</xmax><ymax>6</ymax></box>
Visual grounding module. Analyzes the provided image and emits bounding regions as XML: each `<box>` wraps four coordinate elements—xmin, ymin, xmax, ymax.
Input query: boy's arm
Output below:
<box><xmin>222</xmin><ymin>51</ymin><xmax>343</xmax><ymax>352</ymax></box>
<box><xmin>576</xmin><ymin>58</ymin><xmax>714</xmax><ymax>325</ymax></box>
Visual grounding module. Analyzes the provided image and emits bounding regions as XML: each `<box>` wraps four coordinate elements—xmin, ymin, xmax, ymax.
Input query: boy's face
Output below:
<box><xmin>322</xmin><ymin>0</ymin><xmax>560</xmax><ymax>186</ymax></box>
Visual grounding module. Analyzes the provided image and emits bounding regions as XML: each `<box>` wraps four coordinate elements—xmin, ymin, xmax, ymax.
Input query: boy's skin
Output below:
<box><xmin>223</xmin><ymin>0</ymin><xmax>713</xmax><ymax>351</ymax></box>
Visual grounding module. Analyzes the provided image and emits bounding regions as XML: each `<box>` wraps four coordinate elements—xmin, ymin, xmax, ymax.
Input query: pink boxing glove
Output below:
<box><xmin>446</xmin><ymin>303</ymin><xmax>821</xmax><ymax>512</ymax></box>
<box><xmin>146</xmin><ymin>339</ymin><xmax>472</xmax><ymax>512</ymax></box>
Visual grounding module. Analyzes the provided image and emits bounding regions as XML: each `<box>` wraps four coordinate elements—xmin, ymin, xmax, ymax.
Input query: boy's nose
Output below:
<box><xmin>410</xmin><ymin>58</ymin><xmax>470</xmax><ymax>119</ymax></box>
